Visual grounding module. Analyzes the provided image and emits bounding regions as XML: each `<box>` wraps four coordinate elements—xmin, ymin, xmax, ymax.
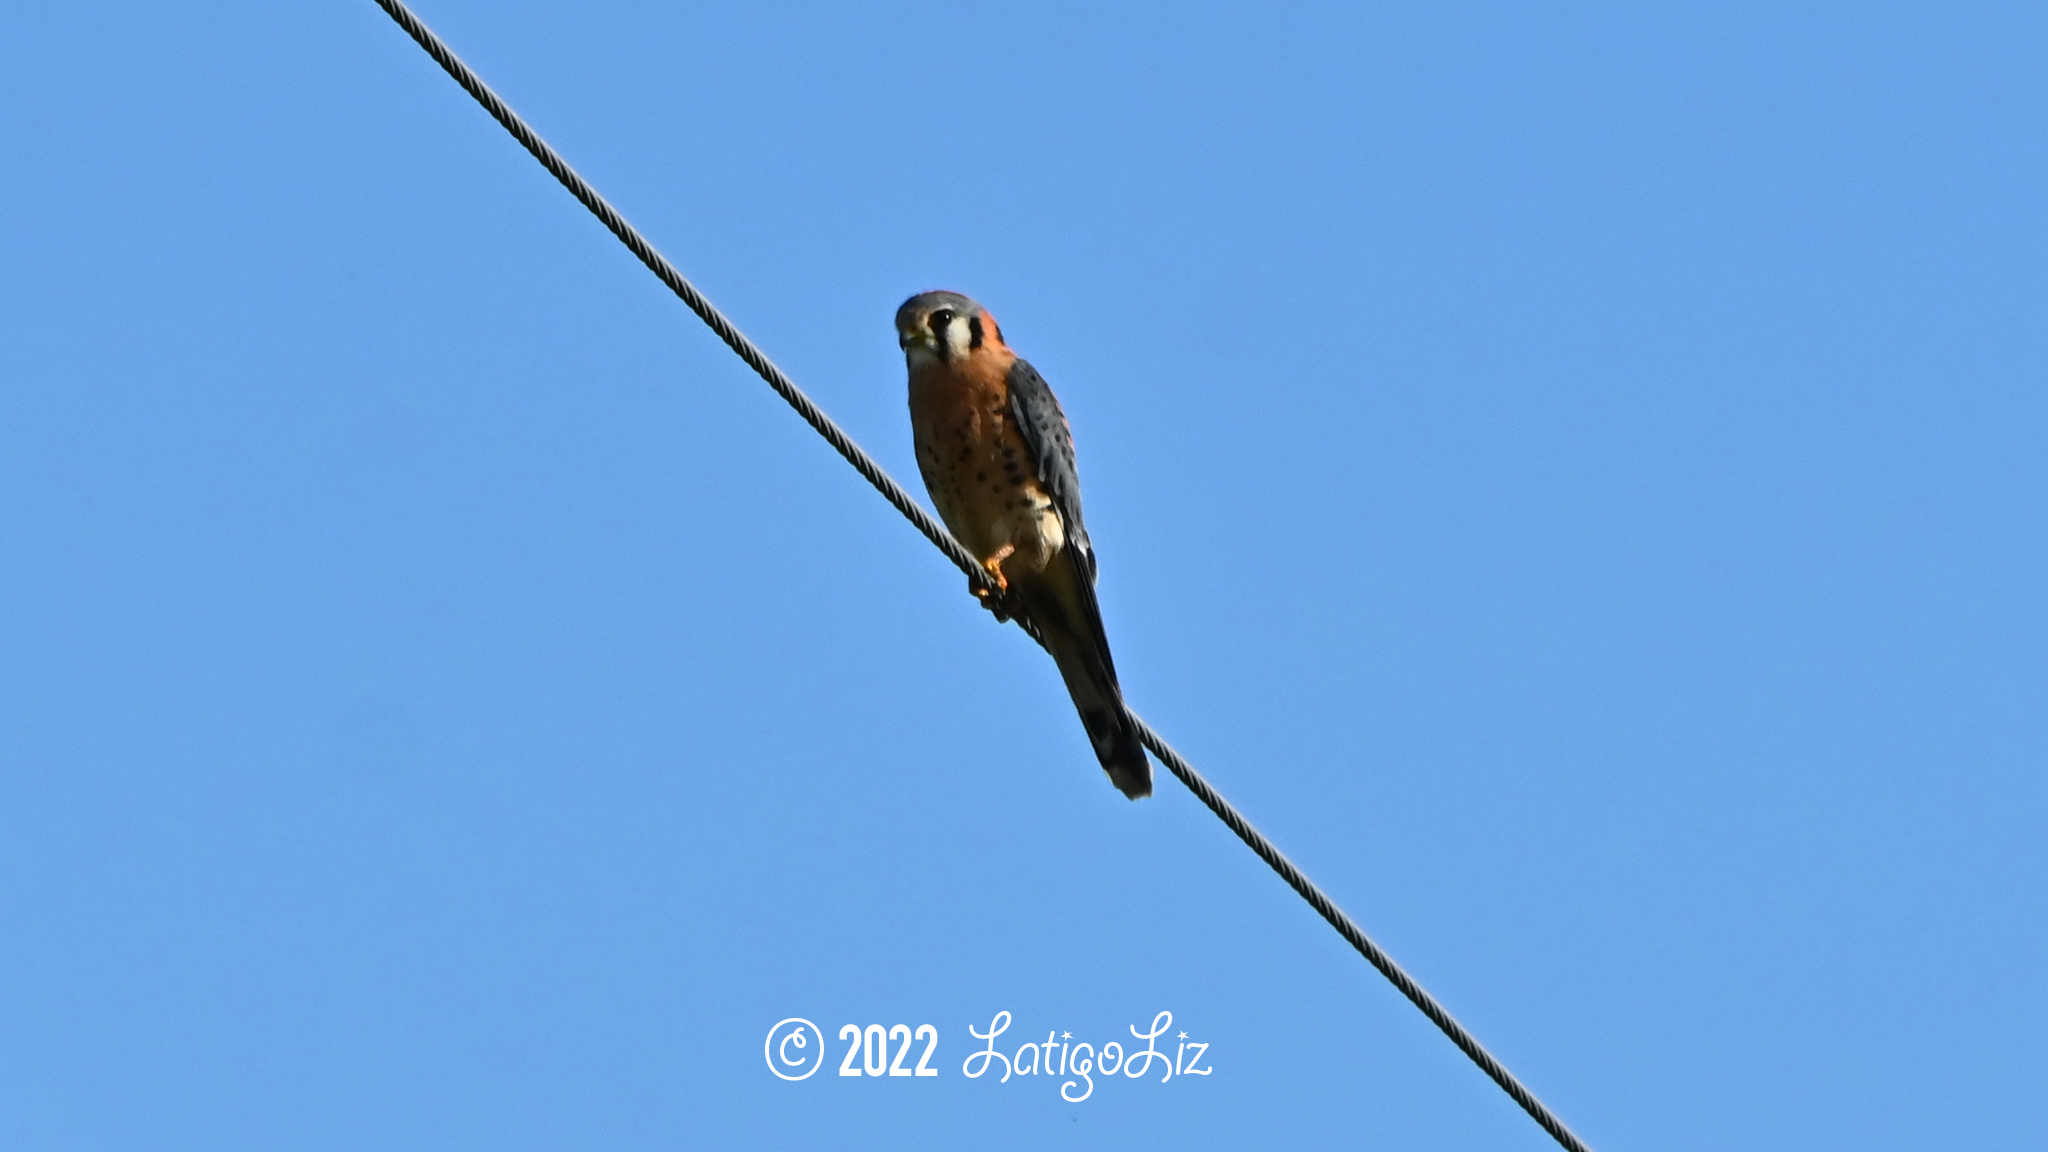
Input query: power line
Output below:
<box><xmin>367</xmin><ymin>4</ymin><xmax>1597</xmax><ymax>1149</ymax></box>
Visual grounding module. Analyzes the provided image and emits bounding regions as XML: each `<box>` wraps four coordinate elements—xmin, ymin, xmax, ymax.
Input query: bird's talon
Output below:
<box><xmin>971</xmin><ymin>580</ymin><xmax>1017</xmax><ymax>622</ymax></box>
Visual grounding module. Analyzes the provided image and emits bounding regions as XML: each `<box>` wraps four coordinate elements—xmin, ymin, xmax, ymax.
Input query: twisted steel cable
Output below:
<box><xmin>369</xmin><ymin>0</ymin><xmax>981</xmax><ymax>588</ymax></box>
<box><xmin>369</xmin><ymin>4</ymin><xmax>1596</xmax><ymax>1149</ymax></box>
<box><xmin>1132</xmin><ymin>714</ymin><xmax>1592</xmax><ymax>1152</ymax></box>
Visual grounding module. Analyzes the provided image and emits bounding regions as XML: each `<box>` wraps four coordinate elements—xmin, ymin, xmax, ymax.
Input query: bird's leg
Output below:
<box><xmin>972</xmin><ymin>545</ymin><xmax>1018</xmax><ymax>621</ymax></box>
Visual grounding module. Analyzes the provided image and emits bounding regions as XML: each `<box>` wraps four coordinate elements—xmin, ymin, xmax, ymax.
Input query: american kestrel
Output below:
<box><xmin>897</xmin><ymin>291</ymin><xmax>1151</xmax><ymax>799</ymax></box>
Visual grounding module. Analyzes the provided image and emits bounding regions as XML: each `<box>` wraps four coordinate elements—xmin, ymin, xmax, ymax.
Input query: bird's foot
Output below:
<box><xmin>972</xmin><ymin>554</ymin><xmax>1016</xmax><ymax>621</ymax></box>
<box><xmin>972</xmin><ymin>584</ymin><xmax>1018</xmax><ymax>622</ymax></box>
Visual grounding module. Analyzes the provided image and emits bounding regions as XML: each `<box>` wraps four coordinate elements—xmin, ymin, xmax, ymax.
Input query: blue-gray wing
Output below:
<box><xmin>1006</xmin><ymin>357</ymin><xmax>1094</xmax><ymax>581</ymax></box>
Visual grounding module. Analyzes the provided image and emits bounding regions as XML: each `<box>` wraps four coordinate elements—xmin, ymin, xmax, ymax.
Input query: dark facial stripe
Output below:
<box><xmin>968</xmin><ymin>315</ymin><xmax>984</xmax><ymax>350</ymax></box>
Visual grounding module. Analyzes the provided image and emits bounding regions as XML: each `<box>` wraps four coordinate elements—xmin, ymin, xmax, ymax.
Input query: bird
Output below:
<box><xmin>896</xmin><ymin>290</ymin><xmax>1151</xmax><ymax>799</ymax></box>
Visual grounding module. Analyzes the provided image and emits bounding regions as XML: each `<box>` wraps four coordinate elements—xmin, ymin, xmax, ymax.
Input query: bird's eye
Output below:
<box><xmin>929</xmin><ymin>309</ymin><xmax>955</xmax><ymax>331</ymax></box>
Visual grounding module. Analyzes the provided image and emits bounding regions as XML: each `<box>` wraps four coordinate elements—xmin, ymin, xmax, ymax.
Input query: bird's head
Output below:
<box><xmin>896</xmin><ymin>290</ymin><xmax>1006</xmax><ymax>368</ymax></box>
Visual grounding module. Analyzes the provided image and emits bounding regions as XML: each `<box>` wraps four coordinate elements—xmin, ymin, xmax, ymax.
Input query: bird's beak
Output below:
<box><xmin>898</xmin><ymin>326</ymin><xmax>933</xmax><ymax>352</ymax></box>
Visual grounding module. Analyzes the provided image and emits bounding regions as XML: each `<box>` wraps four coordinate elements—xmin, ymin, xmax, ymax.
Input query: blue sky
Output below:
<box><xmin>2</xmin><ymin>2</ymin><xmax>2042</xmax><ymax>1148</ymax></box>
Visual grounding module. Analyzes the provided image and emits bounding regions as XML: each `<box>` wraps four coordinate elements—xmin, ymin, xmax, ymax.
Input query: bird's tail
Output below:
<box><xmin>1018</xmin><ymin>553</ymin><xmax>1152</xmax><ymax>799</ymax></box>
